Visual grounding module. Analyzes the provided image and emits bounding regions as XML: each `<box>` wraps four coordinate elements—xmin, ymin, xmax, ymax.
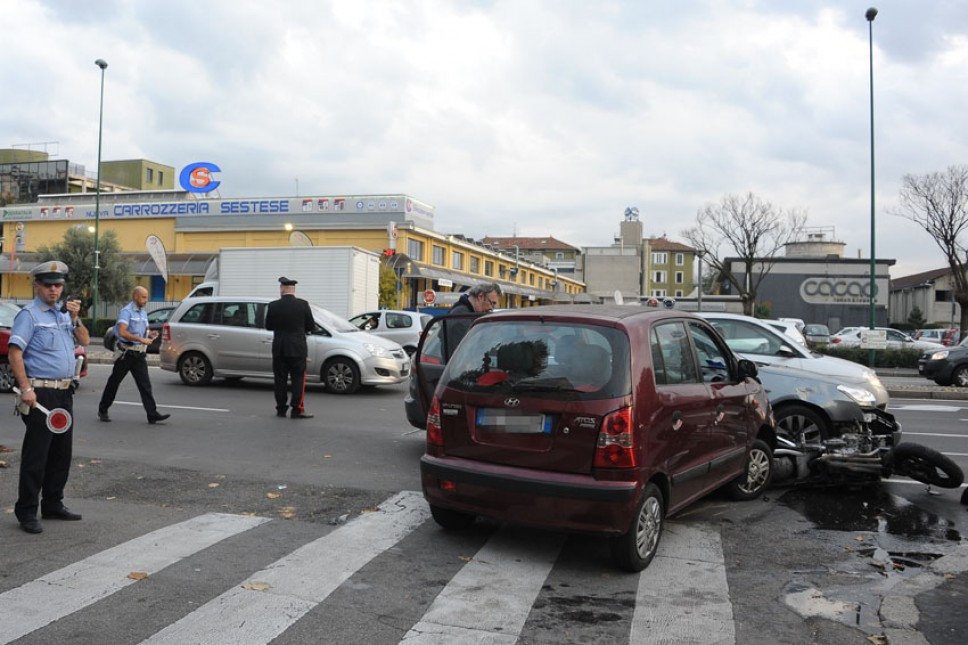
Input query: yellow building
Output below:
<box><xmin>1</xmin><ymin>190</ymin><xmax>584</xmax><ymax>309</ymax></box>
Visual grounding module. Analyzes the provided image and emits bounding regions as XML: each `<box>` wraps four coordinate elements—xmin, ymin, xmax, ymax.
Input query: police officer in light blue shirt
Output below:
<box><xmin>98</xmin><ymin>286</ymin><xmax>170</xmax><ymax>424</ymax></box>
<box><xmin>9</xmin><ymin>260</ymin><xmax>90</xmax><ymax>534</ymax></box>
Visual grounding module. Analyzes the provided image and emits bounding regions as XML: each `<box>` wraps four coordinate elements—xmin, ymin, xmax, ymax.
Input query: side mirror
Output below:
<box><xmin>737</xmin><ymin>358</ymin><xmax>758</xmax><ymax>380</ymax></box>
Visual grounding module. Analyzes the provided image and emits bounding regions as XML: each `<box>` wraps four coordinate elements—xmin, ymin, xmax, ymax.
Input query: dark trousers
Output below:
<box><xmin>99</xmin><ymin>351</ymin><xmax>159</xmax><ymax>419</ymax></box>
<box><xmin>15</xmin><ymin>387</ymin><xmax>73</xmax><ymax>522</ymax></box>
<box><xmin>273</xmin><ymin>354</ymin><xmax>307</xmax><ymax>414</ymax></box>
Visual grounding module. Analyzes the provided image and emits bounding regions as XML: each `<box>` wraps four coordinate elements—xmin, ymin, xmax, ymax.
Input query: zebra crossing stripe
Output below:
<box><xmin>140</xmin><ymin>490</ymin><xmax>430</xmax><ymax>645</ymax></box>
<box><xmin>629</xmin><ymin>522</ymin><xmax>735</xmax><ymax>645</ymax></box>
<box><xmin>0</xmin><ymin>512</ymin><xmax>270</xmax><ymax>645</ymax></box>
<box><xmin>400</xmin><ymin>526</ymin><xmax>566</xmax><ymax>644</ymax></box>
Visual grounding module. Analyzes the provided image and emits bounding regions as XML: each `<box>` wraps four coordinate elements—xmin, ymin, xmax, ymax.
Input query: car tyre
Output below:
<box><xmin>177</xmin><ymin>352</ymin><xmax>214</xmax><ymax>386</ymax></box>
<box><xmin>725</xmin><ymin>439</ymin><xmax>773</xmax><ymax>500</ymax></box>
<box><xmin>610</xmin><ymin>482</ymin><xmax>664</xmax><ymax>572</ymax></box>
<box><xmin>952</xmin><ymin>365</ymin><xmax>968</xmax><ymax>387</ymax></box>
<box><xmin>323</xmin><ymin>357</ymin><xmax>361</xmax><ymax>394</ymax></box>
<box><xmin>774</xmin><ymin>404</ymin><xmax>830</xmax><ymax>444</ymax></box>
<box><xmin>934</xmin><ymin>377</ymin><xmax>952</xmax><ymax>386</ymax></box>
<box><xmin>430</xmin><ymin>504</ymin><xmax>476</xmax><ymax>530</ymax></box>
<box><xmin>889</xmin><ymin>443</ymin><xmax>964</xmax><ymax>488</ymax></box>
<box><xmin>0</xmin><ymin>362</ymin><xmax>14</xmax><ymax>393</ymax></box>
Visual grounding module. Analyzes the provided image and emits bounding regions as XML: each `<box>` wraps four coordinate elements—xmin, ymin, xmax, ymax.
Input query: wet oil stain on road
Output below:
<box><xmin>780</xmin><ymin>486</ymin><xmax>961</xmax><ymax>541</ymax></box>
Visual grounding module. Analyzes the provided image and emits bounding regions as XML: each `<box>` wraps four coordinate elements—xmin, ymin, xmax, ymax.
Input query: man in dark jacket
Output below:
<box><xmin>265</xmin><ymin>277</ymin><xmax>315</xmax><ymax>419</ymax></box>
<box><xmin>450</xmin><ymin>282</ymin><xmax>502</xmax><ymax>315</ymax></box>
<box><xmin>446</xmin><ymin>282</ymin><xmax>502</xmax><ymax>353</ymax></box>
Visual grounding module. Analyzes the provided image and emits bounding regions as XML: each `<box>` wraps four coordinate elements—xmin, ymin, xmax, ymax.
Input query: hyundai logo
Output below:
<box><xmin>504</xmin><ymin>397</ymin><xmax>520</xmax><ymax>408</ymax></box>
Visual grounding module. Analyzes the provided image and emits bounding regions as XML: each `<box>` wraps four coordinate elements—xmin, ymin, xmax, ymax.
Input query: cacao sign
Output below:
<box><xmin>800</xmin><ymin>278</ymin><xmax>877</xmax><ymax>304</ymax></box>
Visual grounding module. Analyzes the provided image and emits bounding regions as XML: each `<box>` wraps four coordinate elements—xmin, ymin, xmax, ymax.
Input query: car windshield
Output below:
<box><xmin>310</xmin><ymin>304</ymin><xmax>359</xmax><ymax>332</ymax></box>
<box><xmin>706</xmin><ymin>319</ymin><xmax>797</xmax><ymax>356</ymax></box>
<box><xmin>441</xmin><ymin>320</ymin><xmax>631</xmax><ymax>400</ymax></box>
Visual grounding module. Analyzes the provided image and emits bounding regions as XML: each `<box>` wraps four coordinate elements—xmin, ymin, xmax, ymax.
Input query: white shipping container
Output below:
<box><xmin>207</xmin><ymin>246</ymin><xmax>380</xmax><ymax>319</ymax></box>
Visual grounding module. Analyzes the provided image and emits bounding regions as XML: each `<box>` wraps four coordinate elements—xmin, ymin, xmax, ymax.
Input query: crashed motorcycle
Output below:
<box><xmin>771</xmin><ymin>407</ymin><xmax>964</xmax><ymax>489</ymax></box>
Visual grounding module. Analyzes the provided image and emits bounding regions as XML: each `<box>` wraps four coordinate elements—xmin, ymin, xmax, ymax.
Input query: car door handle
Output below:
<box><xmin>713</xmin><ymin>404</ymin><xmax>726</xmax><ymax>425</ymax></box>
<box><xmin>671</xmin><ymin>410</ymin><xmax>683</xmax><ymax>431</ymax></box>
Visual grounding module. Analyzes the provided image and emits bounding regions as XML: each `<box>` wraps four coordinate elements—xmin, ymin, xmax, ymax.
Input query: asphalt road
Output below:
<box><xmin>1</xmin><ymin>364</ymin><xmax>966</xmax><ymax>644</ymax></box>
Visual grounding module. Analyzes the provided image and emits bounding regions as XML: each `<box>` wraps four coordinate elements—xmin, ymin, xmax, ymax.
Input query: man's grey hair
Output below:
<box><xmin>467</xmin><ymin>282</ymin><xmax>502</xmax><ymax>298</ymax></box>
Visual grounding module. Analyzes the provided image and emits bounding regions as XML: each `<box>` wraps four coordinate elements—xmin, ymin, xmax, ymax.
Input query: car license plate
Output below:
<box><xmin>476</xmin><ymin>409</ymin><xmax>551</xmax><ymax>434</ymax></box>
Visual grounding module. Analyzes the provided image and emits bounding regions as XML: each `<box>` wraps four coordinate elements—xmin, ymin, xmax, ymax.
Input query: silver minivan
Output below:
<box><xmin>160</xmin><ymin>296</ymin><xmax>410</xmax><ymax>394</ymax></box>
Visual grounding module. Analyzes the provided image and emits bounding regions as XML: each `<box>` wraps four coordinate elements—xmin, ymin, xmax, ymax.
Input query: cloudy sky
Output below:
<box><xmin>3</xmin><ymin>0</ymin><xmax>966</xmax><ymax>277</ymax></box>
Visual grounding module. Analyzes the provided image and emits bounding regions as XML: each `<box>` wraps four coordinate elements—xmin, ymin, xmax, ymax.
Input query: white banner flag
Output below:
<box><xmin>146</xmin><ymin>234</ymin><xmax>169</xmax><ymax>283</ymax></box>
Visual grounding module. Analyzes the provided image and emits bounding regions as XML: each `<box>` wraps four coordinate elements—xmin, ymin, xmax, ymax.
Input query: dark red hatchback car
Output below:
<box><xmin>414</xmin><ymin>306</ymin><xmax>776</xmax><ymax>571</ymax></box>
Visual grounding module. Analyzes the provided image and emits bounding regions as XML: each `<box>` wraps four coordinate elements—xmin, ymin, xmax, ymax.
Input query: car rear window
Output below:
<box><xmin>441</xmin><ymin>320</ymin><xmax>631</xmax><ymax>400</ymax></box>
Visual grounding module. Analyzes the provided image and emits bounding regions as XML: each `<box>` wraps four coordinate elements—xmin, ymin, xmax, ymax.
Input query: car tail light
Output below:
<box><xmin>594</xmin><ymin>407</ymin><xmax>636</xmax><ymax>468</ymax></box>
<box><xmin>162</xmin><ymin>323</ymin><xmax>171</xmax><ymax>342</ymax></box>
<box><xmin>427</xmin><ymin>396</ymin><xmax>443</xmax><ymax>446</ymax></box>
<box><xmin>831</xmin><ymin>337</ymin><xmax>841</xmax><ymax>344</ymax></box>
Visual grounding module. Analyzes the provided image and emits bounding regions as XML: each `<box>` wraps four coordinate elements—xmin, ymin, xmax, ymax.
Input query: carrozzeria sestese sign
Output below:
<box><xmin>799</xmin><ymin>277</ymin><xmax>876</xmax><ymax>305</ymax></box>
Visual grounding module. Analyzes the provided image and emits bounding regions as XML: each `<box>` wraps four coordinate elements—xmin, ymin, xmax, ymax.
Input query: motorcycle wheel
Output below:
<box><xmin>889</xmin><ymin>443</ymin><xmax>964</xmax><ymax>489</ymax></box>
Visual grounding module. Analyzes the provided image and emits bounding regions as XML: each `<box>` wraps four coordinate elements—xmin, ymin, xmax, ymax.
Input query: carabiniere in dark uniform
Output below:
<box><xmin>9</xmin><ymin>261</ymin><xmax>91</xmax><ymax>535</ymax></box>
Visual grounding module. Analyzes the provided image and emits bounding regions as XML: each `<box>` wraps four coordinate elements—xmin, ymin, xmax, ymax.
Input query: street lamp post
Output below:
<box><xmin>866</xmin><ymin>8</ymin><xmax>877</xmax><ymax>367</ymax></box>
<box><xmin>696</xmin><ymin>251</ymin><xmax>705</xmax><ymax>312</ymax></box>
<box><xmin>93</xmin><ymin>58</ymin><xmax>108</xmax><ymax>332</ymax></box>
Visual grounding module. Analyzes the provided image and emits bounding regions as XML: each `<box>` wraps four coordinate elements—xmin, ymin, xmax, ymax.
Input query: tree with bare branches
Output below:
<box><xmin>895</xmin><ymin>165</ymin><xmax>968</xmax><ymax>334</ymax></box>
<box><xmin>682</xmin><ymin>192</ymin><xmax>806</xmax><ymax>315</ymax></box>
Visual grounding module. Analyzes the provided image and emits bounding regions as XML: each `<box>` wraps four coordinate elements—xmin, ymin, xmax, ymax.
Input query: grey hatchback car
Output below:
<box><xmin>160</xmin><ymin>296</ymin><xmax>410</xmax><ymax>394</ymax></box>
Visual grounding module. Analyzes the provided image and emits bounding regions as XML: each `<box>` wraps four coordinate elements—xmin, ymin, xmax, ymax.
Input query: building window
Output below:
<box><xmin>556</xmin><ymin>251</ymin><xmax>564</xmax><ymax>260</ymax></box>
<box><xmin>158</xmin><ymin>171</ymin><xmax>164</xmax><ymax>185</ymax></box>
<box><xmin>652</xmin><ymin>271</ymin><xmax>667</xmax><ymax>283</ymax></box>
<box><xmin>675</xmin><ymin>253</ymin><xmax>685</xmax><ymax>266</ymax></box>
<box><xmin>432</xmin><ymin>245</ymin><xmax>445</xmax><ymax>266</ymax></box>
<box><xmin>675</xmin><ymin>290</ymin><xmax>684</xmax><ymax>297</ymax></box>
<box><xmin>675</xmin><ymin>271</ymin><xmax>684</xmax><ymax>284</ymax></box>
<box><xmin>451</xmin><ymin>251</ymin><xmax>463</xmax><ymax>270</ymax></box>
<box><xmin>652</xmin><ymin>289</ymin><xmax>667</xmax><ymax>297</ymax></box>
<box><xmin>484</xmin><ymin>260</ymin><xmax>494</xmax><ymax>277</ymax></box>
<box><xmin>652</xmin><ymin>252</ymin><xmax>668</xmax><ymax>265</ymax></box>
<box><xmin>470</xmin><ymin>256</ymin><xmax>480</xmax><ymax>274</ymax></box>
<box><xmin>529</xmin><ymin>273</ymin><xmax>535</xmax><ymax>285</ymax></box>
<box><xmin>146</xmin><ymin>168</ymin><xmax>154</xmax><ymax>183</ymax></box>
<box><xmin>408</xmin><ymin>239</ymin><xmax>424</xmax><ymax>262</ymax></box>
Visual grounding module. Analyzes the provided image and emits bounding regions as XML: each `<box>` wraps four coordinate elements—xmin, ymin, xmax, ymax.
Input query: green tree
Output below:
<box><xmin>379</xmin><ymin>263</ymin><xmax>399</xmax><ymax>309</ymax></box>
<box><xmin>36</xmin><ymin>226</ymin><xmax>134</xmax><ymax>316</ymax></box>
<box><xmin>907</xmin><ymin>305</ymin><xmax>927</xmax><ymax>328</ymax></box>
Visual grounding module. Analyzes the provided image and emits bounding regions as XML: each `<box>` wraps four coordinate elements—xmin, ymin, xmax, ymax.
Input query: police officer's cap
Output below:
<box><xmin>31</xmin><ymin>260</ymin><xmax>69</xmax><ymax>285</ymax></box>
<box><xmin>278</xmin><ymin>276</ymin><xmax>298</xmax><ymax>286</ymax></box>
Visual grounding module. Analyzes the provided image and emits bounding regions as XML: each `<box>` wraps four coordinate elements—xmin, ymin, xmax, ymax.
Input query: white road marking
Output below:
<box><xmin>400</xmin><ymin>527</ymin><xmax>565</xmax><ymax>644</ymax></box>
<box><xmin>630</xmin><ymin>522</ymin><xmax>734</xmax><ymax>645</ymax></box>
<box><xmin>114</xmin><ymin>401</ymin><xmax>230</xmax><ymax>412</ymax></box>
<box><xmin>890</xmin><ymin>404</ymin><xmax>964</xmax><ymax>412</ymax></box>
<box><xmin>0</xmin><ymin>513</ymin><xmax>270</xmax><ymax>645</ymax></box>
<box><xmin>901</xmin><ymin>432</ymin><xmax>968</xmax><ymax>438</ymax></box>
<box><xmin>141</xmin><ymin>490</ymin><xmax>429</xmax><ymax>645</ymax></box>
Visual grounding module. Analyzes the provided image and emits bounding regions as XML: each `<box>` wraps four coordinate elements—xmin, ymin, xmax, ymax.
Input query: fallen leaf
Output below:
<box><xmin>128</xmin><ymin>571</ymin><xmax>148</xmax><ymax>580</ymax></box>
<box><xmin>944</xmin><ymin>573</ymin><xmax>956</xmax><ymax>581</ymax></box>
<box><xmin>0</xmin><ymin>460</ymin><xmax>7</xmax><ymax>469</ymax></box>
<box><xmin>89</xmin><ymin>459</ymin><xmax>102</xmax><ymax>464</ymax></box>
<box><xmin>266</xmin><ymin>492</ymin><xmax>282</xmax><ymax>499</ymax></box>
<box><xmin>0</xmin><ymin>444</ymin><xmax>14</xmax><ymax>453</ymax></box>
<box><xmin>458</xmin><ymin>556</ymin><xmax>473</xmax><ymax>562</ymax></box>
<box><xmin>854</xmin><ymin>535</ymin><xmax>867</xmax><ymax>542</ymax></box>
<box><xmin>242</xmin><ymin>581</ymin><xmax>272</xmax><ymax>591</ymax></box>
<box><xmin>241</xmin><ymin>511</ymin><xmax>256</xmax><ymax>516</ymax></box>
<box><xmin>323</xmin><ymin>454</ymin><xmax>332</xmax><ymax>459</ymax></box>
<box><xmin>278</xmin><ymin>506</ymin><xmax>297</xmax><ymax>519</ymax></box>
<box><xmin>106</xmin><ymin>496</ymin><xmax>116</xmax><ymax>500</ymax></box>
<box><xmin>215</xmin><ymin>474</ymin><xmax>226</xmax><ymax>480</ymax></box>
<box><xmin>208</xmin><ymin>482</ymin><xmax>220</xmax><ymax>488</ymax></box>
<box><xmin>866</xmin><ymin>635</ymin><xmax>888</xmax><ymax>644</ymax></box>
<box><xmin>76</xmin><ymin>463</ymin><xmax>85</xmax><ymax>468</ymax></box>
<box><xmin>361</xmin><ymin>507</ymin><xmax>379</xmax><ymax>514</ymax></box>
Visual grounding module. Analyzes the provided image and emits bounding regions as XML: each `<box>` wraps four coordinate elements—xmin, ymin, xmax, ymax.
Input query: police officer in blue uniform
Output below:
<box><xmin>97</xmin><ymin>285</ymin><xmax>171</xmax><ymax>424</ymax></box>
<box><xmin>9</xmin><ymin>261</ymin><xmax>90</xmax><ymax>534</ymax></box>
<box><xmin>265</xmin><ymin>276</ymin><xmax>315</xmax><ymax>418</ymax></box>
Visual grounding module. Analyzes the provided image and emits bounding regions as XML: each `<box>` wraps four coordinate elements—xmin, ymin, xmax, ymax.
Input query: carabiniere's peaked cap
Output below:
<box><xmin>30</xmin><ymin>260</ymin><xmax>69</xmax><ymax>284</ymax></box>
<box><xmin>278</xmin><ymin>276</ymin><xmax>298</xmax><ymax>286</ymax></box>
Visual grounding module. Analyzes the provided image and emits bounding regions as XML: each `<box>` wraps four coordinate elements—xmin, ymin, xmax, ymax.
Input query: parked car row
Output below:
<box><xmin>829</xmin><ymin>326</ymin><xmax>945</xmax><ymax>351</ymax></box>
